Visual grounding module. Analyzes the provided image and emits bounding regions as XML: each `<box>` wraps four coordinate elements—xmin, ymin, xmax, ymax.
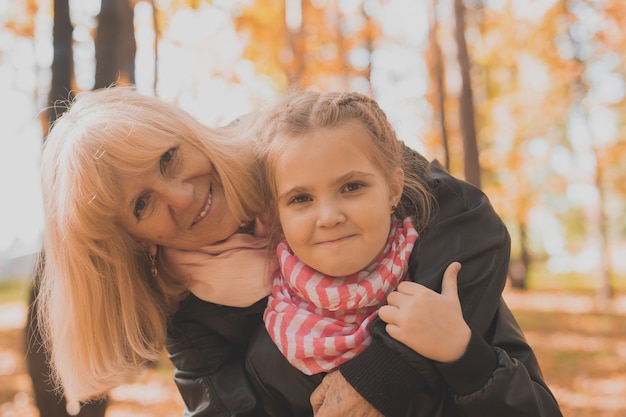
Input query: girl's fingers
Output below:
<box><xmin>441</xmin><ymin>262</ymin><xmax>462</xmax><ymax>299</ymax></box>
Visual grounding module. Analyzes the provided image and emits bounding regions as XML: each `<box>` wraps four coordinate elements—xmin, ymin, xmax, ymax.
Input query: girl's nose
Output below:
<box><xmin>315</xmin><ymin>201</ymin><xmax>346</xmax><ymax>228</ymax></box>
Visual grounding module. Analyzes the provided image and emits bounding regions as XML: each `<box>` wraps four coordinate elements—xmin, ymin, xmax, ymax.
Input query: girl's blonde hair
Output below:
<box><xmin>38</xmin><ymin>86</ymin><xmax>265</xmax><ymax>400</ymax></box>
<box><xmin>258</xmin><ymin>90</ymin><xmax>434</xmax><ymax>249</ymax></box>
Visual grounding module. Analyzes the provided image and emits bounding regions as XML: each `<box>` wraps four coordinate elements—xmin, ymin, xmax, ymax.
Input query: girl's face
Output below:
<box><xmin>116</xmin><ymin>141</ymin><xmax>241</xmax><ymax>251</ymax></box>
<box><xmin>274</xmin><ymin>120</ymin><xmax>403</xmax><ymax>277</ymax></box>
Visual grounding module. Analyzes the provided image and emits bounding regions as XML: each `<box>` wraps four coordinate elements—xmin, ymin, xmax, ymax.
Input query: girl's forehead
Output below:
<box><xmin>281</xmin><ymin>121</ymin><xmax>373</xmax><ymax>152</ymax></box>
<box><xmin>277</xmin><ymin>123</ymin><xmax>375</xmax><ymax>163</ymax></box>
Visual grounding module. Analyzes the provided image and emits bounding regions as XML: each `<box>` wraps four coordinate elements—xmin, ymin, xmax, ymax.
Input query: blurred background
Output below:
<box><xmin>0</xmin><ymin>0</ymin><xmax>624</xmax><ymax>416</ymax></box>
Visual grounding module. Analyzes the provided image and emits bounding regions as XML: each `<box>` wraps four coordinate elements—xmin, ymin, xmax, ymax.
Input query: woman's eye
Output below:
<box><xmin>134</xmin><ymin>195</ymin><xmax>149</xmax><ymax>219</ymax></box>
<box><xmin>288</xmin><ymin>194</ymin><xmax>312</xmax><ymax>205</ymax></box>
<box><xmin>160</xmin><ymin>147</ymin><xmax>177</xmax><ymax>172</ymax></box>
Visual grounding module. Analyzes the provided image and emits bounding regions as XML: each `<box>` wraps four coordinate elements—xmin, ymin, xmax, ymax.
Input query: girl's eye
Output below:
<box><xmin>160</xmin><ymin>147</ymin><xmax>177</xmax><ymax>172</ymax></box>
<box><xmin>344</xmin><ymin>182</ymin><xmax>364</xmax><ymax>192</ymax></box>
<box><xmin>133</xmin><ymin>195</ymin><xmax>150</xmax><ymax>219</ymax></box>
<box><xmin>288</xmin><ymin>194</ymin><xmax>312</xmax><ymax>205</ymax></box>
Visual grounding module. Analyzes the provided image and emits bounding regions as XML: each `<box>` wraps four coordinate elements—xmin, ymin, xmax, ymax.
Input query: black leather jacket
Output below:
<box><xmin>338</xmin><ymin>158</ymin><xmax>562</xmax><ymax>417</ymax></box>
<box><xmin>165</xmin><ymin>158</ymin><xmax>562</xmax><ymax>417</ymax></box>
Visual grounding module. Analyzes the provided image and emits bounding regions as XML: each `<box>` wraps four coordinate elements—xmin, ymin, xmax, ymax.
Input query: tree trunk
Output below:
<box><xmin>454</xmin><ymin>0</ymin><xmax>481</xmax><ymax>187</ymax></box>
<box><xmin>95</xmin><ymin>0</ymin><xmax>136</xmax><ymax>88</ymax></box>
<box><xmin>565</xmin><ymin>0</ymin><xmax>613</xmax><ymax>303</ymax></box>
<box><xmin>47</xmin><ymin>0</ymin><xmax>74</xmax><ymax>128</ymax></box>
<box><xmin>285</xmin><ymin>0</ymin><xmax>306</xmax><ymax>89</ymax></box>
<box><xmin>150</xmin><ymin>0</ymin><xmax>159</xmax><ymax>94</ymax></box>
<box><xmin>428</xmin><ymin>0</ymin><xmax>450</xmax><ymax>170</ymax></box>
<box><xmin>29</xmin><ymin>1</ymin><xmax>110</xmax><ymax>415</ymax></box>
<box><xmin>594</xmin><ymin>148</ymin><xmax>613</xmax><ymax>305</ymax></box>
<box><xmin>361</xmin><ymin>3</ymin><xmax>374</xmax><ymax>95</ymax></box>
<box><xmin>509</xmin><ymin>222</ymin><xmax>530</xmax><ymax>289</ymax></box>
<box><xmin>332</xmin><ymin>0</ymin><xmax>349</xmax><ymax>89</ymax></box>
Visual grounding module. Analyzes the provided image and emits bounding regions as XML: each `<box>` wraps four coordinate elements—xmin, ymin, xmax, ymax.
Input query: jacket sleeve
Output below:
<box><xmin>436</xmin><ymin>299</ymin><xmax>562</xmax><ymax>417</ymax></box>
<box><xmin>165</xmin><ymin>295</ymin><xmax>269</xmax><ymax>417</ymax></box>
<box><xmin>339</xmin><ymin>159</ymin><xmax>561</xmax><ymax>417</ymax></box>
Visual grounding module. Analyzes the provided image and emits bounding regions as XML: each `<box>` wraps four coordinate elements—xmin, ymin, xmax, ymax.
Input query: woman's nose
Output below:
<box><xmin>315</xmin><ymin>201</ymin><xmax>346</xmax><ymax>228</ymax></box>
<box><xmin>161</xmin><ymin>181</ymin><xmax>194</xmax><ymax>213</ymax></box>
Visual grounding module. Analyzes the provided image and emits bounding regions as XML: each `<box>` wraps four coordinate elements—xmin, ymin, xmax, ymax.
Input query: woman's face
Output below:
<box><xmin>116</xmin><ymin>141</ymin><xmax>241</xmax><ymax>250</ymax></box>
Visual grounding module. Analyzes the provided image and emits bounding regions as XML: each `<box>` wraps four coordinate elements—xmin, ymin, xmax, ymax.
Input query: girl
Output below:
<box><xmin>245</xmin><ymin>90</ymin><xmax>562</xmax><ymax>417</ymax></box>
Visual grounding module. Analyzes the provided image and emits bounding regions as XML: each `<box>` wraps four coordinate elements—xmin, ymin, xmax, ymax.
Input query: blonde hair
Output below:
<box><xmin>259</xmin><ymin>90</ymin><xmax>434</xmax><ymax>249</ymax></box>
<box><xmin>38</xmin><ymin>86</ymin><xmax>265</xmax><ymax>400</ymax></box>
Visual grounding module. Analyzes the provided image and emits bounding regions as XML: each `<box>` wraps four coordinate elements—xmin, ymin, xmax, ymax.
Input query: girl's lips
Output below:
<box><xmin>192</xmin><ymin>185</ymin><xmax>213</xmax><ymax>226</ymax></box>
<box><xmin>316</xmin><ymin>235</ymin><xmax>355</xmax><ymax>245</ymax></box>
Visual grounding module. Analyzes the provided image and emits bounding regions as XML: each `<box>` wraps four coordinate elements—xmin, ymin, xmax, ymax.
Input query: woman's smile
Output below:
<box><xmin>192</xmin><ymin>184</ymin><xmax>213</xmax><ymax>226</ymax></box>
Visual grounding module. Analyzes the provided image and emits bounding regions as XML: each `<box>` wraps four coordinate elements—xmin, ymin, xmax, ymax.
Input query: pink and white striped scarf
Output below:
<box><xmin>263</xmin><ymin>217</ymin><xmax>418</xmax><ymax>375</ymax></box>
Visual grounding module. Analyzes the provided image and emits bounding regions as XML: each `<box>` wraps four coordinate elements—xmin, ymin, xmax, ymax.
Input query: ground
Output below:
<box><xmin>1</xmin><ymin>283</ymin><xmax>625</xmax><ymax>416</ymax></box>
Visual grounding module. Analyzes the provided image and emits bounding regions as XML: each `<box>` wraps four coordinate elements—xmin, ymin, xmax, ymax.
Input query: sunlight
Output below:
<box><xmin>512</xmin><ymin>0</ymin><xmax>558</xmax><ymax>22</ymax></box>
<box><xmin>0</xmin><ymin>47</ymin><xmax>44</xmax><ymax>257</ymax></box>
<box><xmin>0</xmin><ymin>0</ymin><xmax>624</xmax><ymax>291</ymax></box>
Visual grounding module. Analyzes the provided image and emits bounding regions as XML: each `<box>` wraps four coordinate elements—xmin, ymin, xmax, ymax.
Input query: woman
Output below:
<box><xmin>38</xmin><ymin>85</ymin><xmax>268</xmax><ymax>399</ymax></box>
<box><xmin>38</xmin><ymin>87</ymin><xmax>561</xmax><ymax>417</ymax></box>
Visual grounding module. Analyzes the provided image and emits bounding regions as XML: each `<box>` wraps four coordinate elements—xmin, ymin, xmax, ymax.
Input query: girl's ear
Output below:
<box><xmin>389</xmin><ymin>167</ymin><xmax>404</xmax><ymax>206</ymax></box>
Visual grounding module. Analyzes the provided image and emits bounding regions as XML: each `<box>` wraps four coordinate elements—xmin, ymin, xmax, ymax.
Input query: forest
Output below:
<box><xmin>6</xmin><ymin>0</ymin><xmax>624</xmax><ymax>294</ymax></box>
<box><xmin>0</xmin><ymin>0</ymin><xmax>625</xmax><ymax>416</ymax></box>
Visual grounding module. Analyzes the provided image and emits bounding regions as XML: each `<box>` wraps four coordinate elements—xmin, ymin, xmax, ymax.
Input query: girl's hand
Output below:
<box><xmin>310</xmin><ymin>371</ymin><xmax>383</xmax><ymax>417</ymax></box>
<box><xmin>378</xmin><ymin>262</ymin><xmax>471</xmax><ymax>363</ymax></box>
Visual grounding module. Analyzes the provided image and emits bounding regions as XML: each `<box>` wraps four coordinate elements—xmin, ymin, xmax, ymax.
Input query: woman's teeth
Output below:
<box><xmin>193</xmin><ymin>193</ymin><xmax>212</xmax><ymax>224</ymax></box>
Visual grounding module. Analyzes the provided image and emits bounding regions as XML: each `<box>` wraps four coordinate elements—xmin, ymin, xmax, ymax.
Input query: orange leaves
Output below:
<box><xmin>233</xmin><ymin>0</ymin><xmax>380</xmax><ymax>91</ymax></box>
<box><xmin>4</xmin><ymin>0</ymin><xmax>38</xmax><ymax>38</ymax></box>
<box><xmin>233</xmin><ymin>0</ymin><xmax>289</xmax><ymax>89</ymax></box>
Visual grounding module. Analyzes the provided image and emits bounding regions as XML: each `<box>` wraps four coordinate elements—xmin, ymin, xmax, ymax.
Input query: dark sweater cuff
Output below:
<box><xmin>435</xmin><ymin>330</ymin><xmax>497</xmax><ymax>395</ymax></box>
<box><xmin>339</xmin><ymin>337</ymin><xmax>424</xmax><ymax>417</ymax></box>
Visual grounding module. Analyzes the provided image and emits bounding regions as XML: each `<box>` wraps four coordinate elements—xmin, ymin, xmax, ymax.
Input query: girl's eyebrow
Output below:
<box><xmin>277</xmin><ymin>185</ymin><xmax>309</xmax><ymax>202</ymax></box>
<box><xmin>331</xmin><ymin>171</ymin><xmax>374</xmax><ymax>187</ymax></box>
